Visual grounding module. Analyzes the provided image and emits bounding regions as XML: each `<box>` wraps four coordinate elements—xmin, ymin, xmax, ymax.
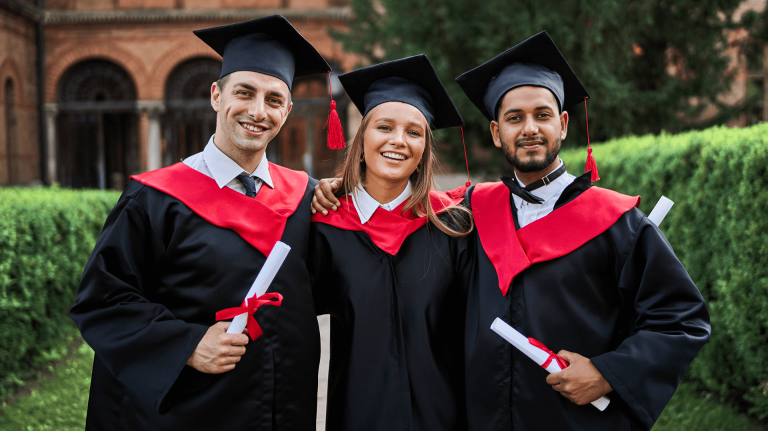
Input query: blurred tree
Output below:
<box><xmin>332</xmin><ymin>0</ymin><xmax>745</xmax><ymax>172</ymax></box>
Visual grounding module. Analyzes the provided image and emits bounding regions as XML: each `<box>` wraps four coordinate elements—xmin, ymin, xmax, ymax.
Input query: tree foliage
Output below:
<box><xmin>332</xmin><ymin>0</ymin><xmax>746</xmax><ymax>171</ymax></box>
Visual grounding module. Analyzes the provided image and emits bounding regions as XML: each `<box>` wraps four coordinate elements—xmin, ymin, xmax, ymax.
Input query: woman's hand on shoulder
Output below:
<box><xmin>311</xmin><ymin>178</ymin><xmax>342</xmax><ymax>215</ymax></box>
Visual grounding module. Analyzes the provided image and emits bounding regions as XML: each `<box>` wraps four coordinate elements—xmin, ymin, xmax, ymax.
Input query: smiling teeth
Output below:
<box><xmin>242</xmin><ymin>123</ymin><xmax>264</xmax><ymax>132</ymax></box>
<box><xmin>382</xmin><ymin>152</ymin><xmax>406</xmax><ymax>161</ymax></box>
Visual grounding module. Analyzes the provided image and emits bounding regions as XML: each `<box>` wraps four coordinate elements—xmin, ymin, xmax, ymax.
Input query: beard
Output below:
<box><xmin>501</xmin><ymin>135</ymin><xmax>561</xmax><ymax>173</ymax></box>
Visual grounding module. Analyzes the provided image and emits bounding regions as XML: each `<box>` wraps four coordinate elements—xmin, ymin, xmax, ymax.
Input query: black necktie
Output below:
<box><xmin>236</xmin><ymin>174</ymin><xmax>258</xmax><ymax>198</ymax></box>
<box><xmin>500</xmin><ymin>163</ymin><xmax>567</xmax><ymax>204</ymax></box>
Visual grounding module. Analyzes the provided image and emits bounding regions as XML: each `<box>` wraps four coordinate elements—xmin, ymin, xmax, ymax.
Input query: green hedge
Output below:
<box><xmin>560</xmin><ymin>123</ymin><xmax>768</xmax><ymax>421</ymax></box>
<box><xmin>0</xmin><ymin>186</ymin><xmax>119</xmax><ymax>399</ymax></box>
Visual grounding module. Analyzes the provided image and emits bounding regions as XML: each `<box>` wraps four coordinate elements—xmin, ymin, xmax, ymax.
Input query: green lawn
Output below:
<box><xmin>0</xmin><ymin>340</ymin><xmax>759</xmax><ymax>431</ymax></box>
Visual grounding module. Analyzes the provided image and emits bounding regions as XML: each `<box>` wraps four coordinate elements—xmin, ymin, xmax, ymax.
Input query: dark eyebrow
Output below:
<box><xmin>267</xmin><ymin>90</ymin><xmax>287</xmax><ymax>100</ymax></box>
<box><xmin>232</xmin><ymin>82</ymin><xmax>256</xmax><ymax>92</ymax></box>
<box><xmin>502</xmin><ymin>105</ymin><xmax>555</xmax><ymax>117</ymax></box>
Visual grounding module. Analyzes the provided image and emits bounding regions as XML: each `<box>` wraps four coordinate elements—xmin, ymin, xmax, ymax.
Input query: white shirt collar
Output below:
<box><xmin>512</xmin><ymin>159</ymin><xmax>568</xmax><ymax>207</ymax></box>
<box><xmin>351</xmin><ymin>181</ymin><xmax>413</xmax><ymax>224</ymax></box>
<box><xmin>203</xmin><ymin>135</ymin><xmax>273</xmax><ymax>190</ymax></box>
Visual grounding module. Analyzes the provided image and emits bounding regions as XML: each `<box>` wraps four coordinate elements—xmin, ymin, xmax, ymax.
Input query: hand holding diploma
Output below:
<box><xmin>187</xmin><ymin>242</ymin><xmax>291</xmax><ymax>374</ymax></box>
<box><xmin>491</xmin><ymin>318</ymin><xmax>611</xmax><ymax>411</ymax></box>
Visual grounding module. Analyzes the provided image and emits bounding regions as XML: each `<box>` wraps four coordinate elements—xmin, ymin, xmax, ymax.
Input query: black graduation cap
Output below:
<box><xmin>455</xmin><ymin>31</ymin><xmax>589</xmax><ymax>122</ymax></box>
<box><xmin>193</xmin><ymin>15</ymin><xmax>331</xmax><ymax>90</ymax></box>
<box><xmin>339</xmin><ymin>55</ymin><xmax>464</xmax><ymax>130</ymax></box>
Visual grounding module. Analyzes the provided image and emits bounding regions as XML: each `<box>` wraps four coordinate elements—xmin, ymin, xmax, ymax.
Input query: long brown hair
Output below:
<box><xmin>336</xmin><ymin>110</ymin><xmax>473</xmax><ymax>237</ymax></box>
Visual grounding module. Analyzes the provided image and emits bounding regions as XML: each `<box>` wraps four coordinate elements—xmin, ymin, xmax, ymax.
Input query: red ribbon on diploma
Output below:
<box><xmin>216</xmin><ymin>292</ymin><xmax>283</xmax><ymax>340</ymax></box>
<box><xmin>528</xmin><ymin>337</ymin><xmax>570</xmax><ymax>371</ymax></box>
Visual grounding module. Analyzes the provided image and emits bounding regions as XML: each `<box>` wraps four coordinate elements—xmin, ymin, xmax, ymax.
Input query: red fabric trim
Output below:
<box><xmin>472</xmin><ymin>183</ymin><xmax>640</xmax><ymax>295</ymax></box>
<box><xmin>311</xmin><ymin>190</ymin><xmax>463</xmax><ymax>256</ymax></box>
<box><xmin>131</xmin><ymin>163</ymin><xmax>308</xmax><ymax>257</ymax></box>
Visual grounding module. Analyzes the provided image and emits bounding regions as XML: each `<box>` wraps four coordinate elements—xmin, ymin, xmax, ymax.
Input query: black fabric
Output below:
<box><xmin>71</xmin><ymin>177</ymin><xmax>320</xmax><ymax>431</ymax></box>
<box><xmin>193</xmin><ymin>15</ymin><xmax>331</xmax><ymax>88</ymax></box>
<box><xmin>309</xmin><ymin>213</ymin><xmax>475</xmax><ymax>431</ymax></box>
<box><xmin>463</xmin><ymin>184</ymin><xmax>711</xmax><ymax>431</ymax></box>
<box><xmin>500</xmin><ymin>177</ymin><xmax>544</xmax><ymax>204</ymax></box>
<box><xmin>339</xmin><ymin>55</ymin><xmax>463</xmax><ymax>130</ymax></box>
<box><xmin>455</xmin><ymin>31</ymin><xmax>589</xmax><ymax>122</ymax></box>
<box><xmin>521</xmin><ymin>161</ymin><xmax>567</xmax><ymax>192</ymax></box>
<box><xmin>236</xmin><ymin>174</ymin><xmax>258</xmax><ymax>198</ymax></box>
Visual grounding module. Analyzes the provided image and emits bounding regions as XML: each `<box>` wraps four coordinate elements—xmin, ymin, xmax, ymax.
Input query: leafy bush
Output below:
<box><xmin>0</xmin><ymin>186</ymin><xmax>119</xmax><ymax>399</ymax></box>
<box><xmin>560</xmin><ymin>123</ymin><xmax>768</xmax><ymax>421</ymax></box>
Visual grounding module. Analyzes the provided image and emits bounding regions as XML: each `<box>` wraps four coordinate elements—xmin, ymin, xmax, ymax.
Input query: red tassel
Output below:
<box><xmin>583</xmin><ymin>98</ymin><xmax>599</xmax><ymax>182</ymax></box>
<box><xmin>326</xmin><ymin>72</ymin><xmax>346</xmax><ymax>150</ymax></box>
<box><xmin>445</xmin><ymin>127</ymin><xmax>472</xmax><ymax>199</ymax></box>
<box><xmin>327</xmin><ymin>100</ymin><xmax>346</xmax><ymax>150</ymax></box>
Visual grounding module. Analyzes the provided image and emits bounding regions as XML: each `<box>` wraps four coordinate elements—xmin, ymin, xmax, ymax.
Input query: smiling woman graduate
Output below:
<box><xmin>309</xmin><ymin>55</ymin><xmax>474</xmax><ymax>431</ymax></box>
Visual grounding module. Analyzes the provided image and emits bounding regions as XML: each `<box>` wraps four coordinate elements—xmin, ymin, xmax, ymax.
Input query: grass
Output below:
<box><xmin>0</xmin><ymin>342</ymin><xmax>93</xmax><ymax>431</ymax></box>
<box><xmin>653</xmin><ymin>382</ymin><xmax>760</xmax><ymax>431</ymax></box>
<box><xmin>0</xmin><ymin>338</ymin><xmax>760</xmax><ymax>431</ymax></box>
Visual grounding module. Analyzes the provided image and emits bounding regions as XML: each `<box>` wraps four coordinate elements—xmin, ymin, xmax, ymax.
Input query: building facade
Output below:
<box><xmin>0</xmin><ymin>0</ymin><xmax>358</xmax><ymax>189</ymax></box>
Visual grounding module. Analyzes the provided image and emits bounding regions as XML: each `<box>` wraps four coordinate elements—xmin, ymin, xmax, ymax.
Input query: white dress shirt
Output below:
<box><xmin>183</xmin><ymin>135</ymin><xmax>273</xmax><ymax>196</ymax></box>
<box><xmin>351</xmin><ymin>181</ymin><xmax>413</xmax><ymax>224</ymax></box>
<box><xmin>511</xmin><ymin>160</ymin><xmax>575</xmax><ymax>228</ymax></box>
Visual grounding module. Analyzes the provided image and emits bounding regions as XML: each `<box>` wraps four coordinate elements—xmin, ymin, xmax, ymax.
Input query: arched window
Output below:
<box><xmin>56</xmin><ymin>60</ymin><xmax>138</xmax><ymax>189</ymax></box>
<box><xmin>4</xmin><ymin>78</ymin><xmax>16</xmax><ymax>185</ymax></box>
<box><xmin>164</xmin><ymin>58</ymin><xmax>221</xmax><ymax>165</ymax></box>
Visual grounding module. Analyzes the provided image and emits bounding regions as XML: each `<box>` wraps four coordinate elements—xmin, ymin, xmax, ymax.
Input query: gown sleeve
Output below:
<box><xmin>590</xmin><ymin>214</ymin><xmax>711</xmax><ymax>430</ymax></box>
<box><xmin>70</xmin><ymin>184</ymin><xmax>209</xmax><ymax>414</ymax></box>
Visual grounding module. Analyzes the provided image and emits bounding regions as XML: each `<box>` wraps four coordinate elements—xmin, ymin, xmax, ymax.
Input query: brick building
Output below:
<box><xmin>2</xmin><ymin>0</ymin><xmax>357</xmax><ymax>188</ymax></box>
<box><xmin>0</xmin><ymin>0</ymin><xmax>40</xmax><ymax>186</ymax></box>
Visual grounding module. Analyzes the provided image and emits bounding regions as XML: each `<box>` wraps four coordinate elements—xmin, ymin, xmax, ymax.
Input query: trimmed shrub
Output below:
<box><xmin>0</xmin><ymin>186</ymin><xmax>119</xmax><ymax>399</ymax></box>
<box><xmin>560</xmin><ymin>123</ymin><xmax>768</xmax><ymax>421</ymax></box>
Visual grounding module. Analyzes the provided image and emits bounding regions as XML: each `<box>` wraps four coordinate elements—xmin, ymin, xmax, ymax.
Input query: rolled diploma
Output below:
<box><xmin>491</xmin><ymin>318</ymin><xmax>611</xmax><ymax>411</ymax></box>
<box><xmin>226</xmin><ymin>241</ymin><xmax>291</xmax><ymax>335</ymax></box>
<box><xmin>648</xmin><ymin>196</ymin><xmax>674</xmax><ymax>227</ymax></box>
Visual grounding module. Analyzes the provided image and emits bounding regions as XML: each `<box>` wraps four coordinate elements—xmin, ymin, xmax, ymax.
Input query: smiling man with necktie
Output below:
<box><xmin>71</xmin><ymin>16</ymin><xmax>331</xmax><ymax>430</ymax></box>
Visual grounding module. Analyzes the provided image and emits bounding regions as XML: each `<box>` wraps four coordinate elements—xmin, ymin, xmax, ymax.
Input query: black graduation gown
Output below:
<box><xmin>70</xmin><ymin>162</ymin><xmax>320</xmax><ymax>431</ymax></box>
<box><xmin>309</xmin><ymin>193</ymin><xmax>473</xmax><ymax>431</ymax></box>
<box><xmin>464</xmin><ymin>173</ymin><xmax>711</xmax><ymax>431</ymax></box>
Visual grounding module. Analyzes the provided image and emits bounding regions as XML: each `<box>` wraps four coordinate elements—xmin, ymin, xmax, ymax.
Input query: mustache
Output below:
<box><xmin>515</xmin><ymin>136</ymin><xmax>548</xmax><ymax>146</ymax></box>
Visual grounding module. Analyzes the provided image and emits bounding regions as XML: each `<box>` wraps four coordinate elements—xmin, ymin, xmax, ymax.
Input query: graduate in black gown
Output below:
<box><xmin>453</xmin><ymin>32</ymin><xmax>711</xmax><ymax>431</ymax></box>
<box><xmin>70</xmin><ymin>16</ymin><xmax>332</xmax><ymax>430</ymax></box>
<box><xmin>308</xmin><ymin>55</ymin><xmax>475</xmax><ymax>431</ymax></box>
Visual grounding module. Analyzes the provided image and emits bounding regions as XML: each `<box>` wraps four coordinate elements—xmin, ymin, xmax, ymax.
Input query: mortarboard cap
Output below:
<box><xmin>339</xmin><ymin>55</ymin><xmax>464</xmax><ymax>130</ymax></box>
<box><xmin>193</xmin><ymin>15</ymin><xmax>331</xmax><ymax>90</ymax></box>
<box><xmin>455</xmin><ymin>31</ymin><xmax>589</xmax><ymax>122</ymax></box>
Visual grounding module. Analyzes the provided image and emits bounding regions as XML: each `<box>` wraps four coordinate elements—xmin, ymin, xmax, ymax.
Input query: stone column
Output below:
<box><xmin>44</xmin><ymin>103</ymin><xmax>58</xmax><ymax>184</ymax></box>
<box><xmin>137</xmin><ymin>100</ymin><xmax>165</xmax><ymax>172</ymax></box>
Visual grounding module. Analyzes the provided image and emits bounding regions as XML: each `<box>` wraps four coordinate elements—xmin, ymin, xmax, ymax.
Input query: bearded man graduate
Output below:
<box><xmin>453</xmin><ymin>32</ymin><xmax>711</xmax><ymax>431</ymax></box>
<box><xmin>70</xmin><ymin>16</ymin><xmax>331</xmax><ymax>430</ymax></box>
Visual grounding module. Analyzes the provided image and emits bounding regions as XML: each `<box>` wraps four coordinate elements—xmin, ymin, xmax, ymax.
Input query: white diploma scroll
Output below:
<box><xmin>490</xmin><ymin>318</ymin><xmax>611</xmax><ymax>411</ymax></box>
<box><xmin>226</xmin><ymin>241</ymin><xmax>291</xmax><ymax>335</ymax></box>
<box><xmin>648</xmin><ymin>196</ymin><xmax>674</xmax><ymax>227</ymax></box>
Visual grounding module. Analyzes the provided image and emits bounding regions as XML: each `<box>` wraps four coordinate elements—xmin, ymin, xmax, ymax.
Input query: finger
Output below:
<box><xmin>318</xmin><ymin>181</ymin><xmax>340</xmax><ymax>208</ymax></box>
<box><xmin>213</xmin><ymin>364</ymin><xmax>237</xmax><ymax>374</ymax></box>
<box><xmin>313</xmin><ymin>188</ymin><xmax>335</xmax><ymax>214</ymax></box>
<box><xmin>557</xmin><ymin>350</ymin><xmax>576</xmax><ymax>364</ymax></box>
<box><xmin>228</xmin><ymin>333</ymin><xmax>250</xmax><ymax>346</ymax></box>
<box><xmin>228</xmin><ymin>345</ymin><xmax>246</xmax><ymax>357</ymax></box>
<box><xmin>217</xmin><ymin>355</ymin><xmax>242</xmax><ymax>366</ymax></box>
<box><xmin>311</xmin><ymin>195</ymin><xmax>328</xmax><ymax>215</ymax></box>
<box><xmin>330</xmin><ymin>178</ymin><xmax>341</xmax><ymax>190</ymax></box>
<box><xmin>213</xmin><ymin>321</ymin><xmax>231</xmax><ymax>331</ymax></box>
<box><xmin>546</xmin><ymin>373</ymin><xmax>562</xmax><ymax>385</ymax></box>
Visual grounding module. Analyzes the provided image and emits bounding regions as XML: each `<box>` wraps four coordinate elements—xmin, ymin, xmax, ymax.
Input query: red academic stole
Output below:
<box><xmin>311</xmin><ymin>190</ymin><xmax>464</xmax><ymax>255</ymax></box>
<box><xmin>131</xmin><ymin>162</ymin><xmax>308</xmax><ymax>258</ymax></box>
<box><xmin>472</xmin><ymin>182</ymin><xmax>640</xmax><ymax>295</ymax></box>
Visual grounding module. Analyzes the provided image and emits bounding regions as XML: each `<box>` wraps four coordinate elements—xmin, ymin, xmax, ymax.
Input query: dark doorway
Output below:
<box><xmin>56</xmin><ymin>60</ymin><xmax>138</xmax><ymax>189</ymax></box>
<box><xmin>4</xmin><ymin>78</ymin><xmax>16</xmax><ymax>185</ymax></box>
<box><xmin>164</xmin><ymin>58</ymin><xmax>221</xmax><ymax>165</ymax></box>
